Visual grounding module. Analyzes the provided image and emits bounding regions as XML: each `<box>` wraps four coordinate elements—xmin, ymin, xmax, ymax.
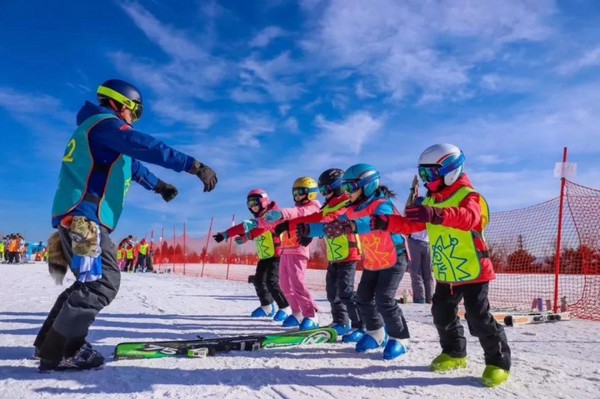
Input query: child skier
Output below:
<box><xmin>246</xmin><ymin>177</ymin><xmax>321</xmax><ymax>330</ymax></box>
<box><xmin>302</xmin><ymin>164</ymin><xmax>411</xmax><ymax>360</ymax></box>
<box><xmin>368</xmin><ymin>143</ymin><xmax>511</xmax><ymax>387</ymax></box>
<box><xmin>290</xmin><ymin>168</ymin><xmax>363</xmax><ymax>337</ymax></box>
<box><xmin>213</xmin><ymin>189</ymin><xmax>289</xmax><ymax>321</ymax></box>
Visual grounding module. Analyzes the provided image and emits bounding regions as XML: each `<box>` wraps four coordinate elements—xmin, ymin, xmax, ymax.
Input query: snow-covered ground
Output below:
<box><xmin>1</xmin><ymin>264</ymin><xmax>599</xmax><ymax>399</ymax></box>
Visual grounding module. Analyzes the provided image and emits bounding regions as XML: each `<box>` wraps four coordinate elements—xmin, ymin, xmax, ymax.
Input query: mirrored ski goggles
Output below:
<box><xmin>247</xmin><ymin>197</ymin><xmax>261</xmax><ymax>207</ymax></box>
<box><xmin>293</xmin><ymin>187</ymin><xmax>314</xmax><ymax>197</ymax></box>
<box><xmin>418</xmin><ymin>165</ymin><xmax>441</xmax><ymax>183</ymax></box>
<box><xmin>319</xmin><ymin>181</ymin><xmax>341</xmax><ymax>196</ymax></box>
<box><xmin>342</xmin><ymin>180</ymin><xmax>362</xmax><ymax>194</ymax></box>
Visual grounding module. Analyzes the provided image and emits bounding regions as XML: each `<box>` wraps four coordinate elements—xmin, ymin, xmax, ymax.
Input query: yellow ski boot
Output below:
<box><xmin>482</xmin><ymin>365</ymin><xmax>510</xmax><ymax>387</ymax></box>
<box><xmin>430</xmin><ymin>353</ymin><xmax>467</xmax><ymax>372</ymax></box>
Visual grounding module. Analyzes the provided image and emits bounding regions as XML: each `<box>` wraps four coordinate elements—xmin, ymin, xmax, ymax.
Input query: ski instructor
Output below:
<box><xmin>35</xmin><ymin>78</ymin><xmax>218</xmax><ymax>372</ymax></box>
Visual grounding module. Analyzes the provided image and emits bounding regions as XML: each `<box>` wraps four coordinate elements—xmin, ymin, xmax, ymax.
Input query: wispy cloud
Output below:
<box><xmin>250</xmin><ymin>26</ymin><xmax>286</xmax><ymax>47</ymax></box>
<box><xmin>556</xmin><ymin>46</ymin><xmax>600</xmax><ymax>75</ymax></box>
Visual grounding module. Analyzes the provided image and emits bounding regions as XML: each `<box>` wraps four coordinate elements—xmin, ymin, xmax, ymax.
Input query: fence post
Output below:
<box><xmin>201</xmin><ymin>217</ymin><xmax>214</xmax><ymax>278</ymax></box>
<box><xmin>553</xmin><ymin>147</ymin><xmax>568</xmax><ymax>313</ymax></box>
<box><xmin>225</xmin><ymin>214</ymin><xmax>235</xmax><ymax>280</ymax></box>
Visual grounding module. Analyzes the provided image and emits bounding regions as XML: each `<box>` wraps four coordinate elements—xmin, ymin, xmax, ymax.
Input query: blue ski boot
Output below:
<box><xmin>383</xmin><ymin>338</ymin><xmax>409</xmax><ymax>360</ymax></box>
<box><xmin>273</xmin><ymin>308</ymin><xmax>289</xmax><ymax>322</ymax></box>
<box><xmin>282</xmin><ymin>314</ymin><xmax>301</xmax><ymax>328</ymax></box>
<box><xmin>355</xmin><ymin>328</ymin><xmax>388</xmax><ymax>353</ymax></box>
<box><xmin>330</xmin><ymin>324</ymin><xmax>351</xmax><ymax>335</ymax></box>
<box><xmin>342</xmin><ymin>328</ymin><xmax>365</xmax><ymax>343</ymax></box>
<box><xmin>250</xmin><ymin>304</ymin><xmax>275</xmax><ymax>318</ymax></box>
<box><xmin>299</xmin><ymin>317</ymin><xmax>319</xmax><ymax>331</ymax></box>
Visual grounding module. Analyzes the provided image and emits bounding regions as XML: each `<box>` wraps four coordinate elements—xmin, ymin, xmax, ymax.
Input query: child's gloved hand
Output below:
<box><xmin>405</xmin><ymin>205</ymin><xmax>444</xmax><ymax>224</ymax></box>
<box><xmin>213</xmin><ymin>232</ymin><xmax>228</xmax><ymax>243</ymax></box>
<box><xmin>370</xmin><ymin>215</ymin><xmax>390</xmax><ymax>231</ymax></box>
<box><xmin>324</xmin><ymin>219</ymin><xmax>355</xmax><ymax>238</ymax></box>
<box><xmin>274</xmin><ymin>221</ymin><xmax>289</xmax><ymax>236</ymax></box>
<box><xmin>299</xmin><ymin>237</ymin><xmax>313</xmax><ymax>247</ymax></box>
<box><xmin>296</xmin><ymin>223</ymin><xmax>310</xmax><ymax>238</ymax></box>
<box><xmin>264</xmin><ymin>210</ymin><xmax>283</xmax><ymax>223</ymax></box>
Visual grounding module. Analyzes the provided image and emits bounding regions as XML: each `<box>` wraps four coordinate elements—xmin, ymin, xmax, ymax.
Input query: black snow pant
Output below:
<box><xmin>356</xmin><ymin>253</ymin><xmax>410</xmax><ymax>339</ymax></box>
<box><xmin>432</xmin><ymin>282</ymin><xmax>511</xmax><ymax>371</ymax></box>
<box><xmin>326</xmin><ymin>260</ymin><xmax>362</xmax><ymax>328</ymax></box>
<box><xmin>34</xmin><ymin>224</ymin><xmax>121</xmax><ymax>361</ymax></box>
<box><xmin>254</xmin><ymin>257</ymin><xmax>289</xmax><ymax>309</ymax></box>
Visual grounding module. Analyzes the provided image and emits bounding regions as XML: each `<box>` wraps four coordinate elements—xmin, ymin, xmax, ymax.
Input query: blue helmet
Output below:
<box><xmin>343</xmin><ymin>163</ymin><xmax>380</xmax><ymax>197</ymax></box>
<box><xmin>97</xmin><ymin>79</ymin><xmax>144</xmax><ymax>122</ymax></box>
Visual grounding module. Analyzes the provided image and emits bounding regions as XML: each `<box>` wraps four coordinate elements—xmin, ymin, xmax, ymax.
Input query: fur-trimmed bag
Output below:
<box><xmin>47</xmin><ymin>231</ymin><xmax>69</xmax><ymax>285</ymax></box>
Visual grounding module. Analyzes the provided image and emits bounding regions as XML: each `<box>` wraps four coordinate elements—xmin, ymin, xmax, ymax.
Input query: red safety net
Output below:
<box><xmin>484</xmin><ymin>180</ymin><xmax>600</xmax><ymax>320</ymax></box>
<box><xmin>147</xmin><ymin>180</ymin><xmax>600</xmax><ymax>321</ymax></box>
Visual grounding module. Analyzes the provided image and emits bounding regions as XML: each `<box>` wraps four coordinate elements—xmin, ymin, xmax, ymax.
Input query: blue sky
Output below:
<box><xmin>2</xmin><ymin>0</ymin><xmax>600</xmax><ymax>242</ymax></box>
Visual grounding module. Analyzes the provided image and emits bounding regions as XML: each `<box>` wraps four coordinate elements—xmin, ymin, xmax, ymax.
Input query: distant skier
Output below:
<box><xmin>35</xmin><ymin>78</ymin><xmax>218</xmax><ymax>372</ymax></box>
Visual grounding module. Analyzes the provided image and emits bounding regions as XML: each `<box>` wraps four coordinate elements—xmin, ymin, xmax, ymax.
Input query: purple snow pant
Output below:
<box><xmin>279</xmin><ymin>253</ymin><xmax>318</xmax><ymax>318</ymax></box>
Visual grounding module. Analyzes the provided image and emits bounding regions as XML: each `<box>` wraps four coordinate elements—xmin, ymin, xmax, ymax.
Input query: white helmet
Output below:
<box><xmin>418</xmin><ymin>143</ymin><xmax>465</xmax><ymax>186</ymax></box>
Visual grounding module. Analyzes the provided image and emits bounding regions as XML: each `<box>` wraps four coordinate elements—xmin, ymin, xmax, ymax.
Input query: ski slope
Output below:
<box><xmin>1</xmin><ymin>264</ymin><xmax>599</xmax><ymax>399</ymax></box>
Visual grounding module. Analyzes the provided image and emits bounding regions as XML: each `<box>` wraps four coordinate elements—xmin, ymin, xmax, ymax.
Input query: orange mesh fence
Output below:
<box><xmin>147</xmin><ymin>179</ymin><xmax>600</xmax><ymax>321</ymax></box>
<box><xmin>482</xmin><ymin>180</ymin><xmax>599</xmax><ymax>320</ymax></box>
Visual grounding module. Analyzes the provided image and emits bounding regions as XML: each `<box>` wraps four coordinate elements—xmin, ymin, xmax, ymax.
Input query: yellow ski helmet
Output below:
<box><xmin>292</xmin><ymin>176</ymin><xmax>319</xmax><ymax>201</ymax></box>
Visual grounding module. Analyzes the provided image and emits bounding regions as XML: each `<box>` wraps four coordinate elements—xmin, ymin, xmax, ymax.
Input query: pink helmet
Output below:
<box><xmin>247</xmin><ymin>189</ymin><xmax>270</xmax><ymax>209</ymax></box>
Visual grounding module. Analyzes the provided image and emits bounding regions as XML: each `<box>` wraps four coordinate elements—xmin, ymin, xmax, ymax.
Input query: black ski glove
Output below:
<box><xmin>274</xmin><ymin>221</ymin><xmax>290</xmax><ymax>237</ymax></box>
<box><xmin>213</xmin><ymin>232</ymin><xmax>227</xmax><ymax>243</ymax></box>
<box><xmin>299</xmin><ymin>236</ymin><xmax>313</xmax><ymax>247</ymax></box>
<box><xmin>188</xmin><ymin>160</ymin><xmax>218</xmax><ymax>192</ymax></box>
<box><xmin>154</xmin><ymin>180</ymin><xmax>179</xmax><ymax>202</ymax></box>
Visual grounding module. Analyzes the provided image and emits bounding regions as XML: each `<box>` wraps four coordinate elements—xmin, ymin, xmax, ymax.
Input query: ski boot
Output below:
<box><xmin>342</xmin><ymin>328</ymin><xmax>365</xmax><ymax>343</ymax></box>
<box><xmin>299</xmin><ymin>317</ymin><xmax>319</xmax><ymax>331</ymax></box>
<box><xmin>355</xmin><ymin>328</ymin><xmax>388</xmax><ymax>353</ymax></box>
<box><xmin>482</xmin><ymin>365</ymin><xmax>510</xmax><ymax>387</ymax></box>
<box><xmin>383</xmin><ymin>338</ymin><xmax>409</xmax><ymax>360</ymax></box>
<box><xmin>282</xmin><ymin>313</ymin><xmax>302</xmax><ymax>328</ymax></box>
<box><xmin>430</xmin><ymin>353</ymin><xmax>467</xmax><ymax>372</ymax></box>
<box><xmin>330</xmin><ymin>324</ymin><xmax>351</xmax><ymax>335</ymax></box>
<box><xmin>273</xmin><ymin>308</ymin><xmax>289</xmax><ymax>322</ymax></box>
<box><xmin>250</xmin><ymin>304</ymin><xmax>275</xmax><ymax>318</ymax></box>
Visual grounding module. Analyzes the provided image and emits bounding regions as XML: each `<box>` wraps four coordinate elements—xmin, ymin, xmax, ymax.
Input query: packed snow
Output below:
<box><xmin>1</xmin><ymin>263</ymin><xmax>599</xmax><ymax>399</ymax></box>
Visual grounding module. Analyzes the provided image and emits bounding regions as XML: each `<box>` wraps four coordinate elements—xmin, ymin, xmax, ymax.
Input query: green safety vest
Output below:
<box><xmin>254</xmin><ymin>231</ymin><xmax>276</xmax><ymax>259</ymax></box>
<box><xmin>51</xmin><ymin>113</ymin><xmax>132</xmax><ymax>230</ymax></box>
<box><xmin>138</xmin><ymin>243</ymin><xmax>149</xmax><ymax>255</ymax></box>
<box><xmin>423</xmin><ymin>186</ymin><xmax>489</xmax><ymax>283</ymax></box>
<box><xmin>322</xmin><ymin>199</ymin><xmax>356</xmax><ymax>262</ymax></box>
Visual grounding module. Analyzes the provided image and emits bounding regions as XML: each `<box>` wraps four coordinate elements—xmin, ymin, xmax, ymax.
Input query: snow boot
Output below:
<box><xmin>273</xmin><ymin>307</ymin><xmax>289</xmax><ymax>322</ymax></box>
<box><xmin>482</xmin><ymin>365</ymin><xmax>510</xmax><ymax>387</ymax></box>
<box><xmin>330</xmin><ymin>324</ymin><xmax>351</xmax><ymax>335</ymax></box>
<box><xmin>355</xmin><ymin>328</ymin><xmax>388</xmax><ymax>353</ymax></box>
<box><xmin>383</xmin><ymin>338</ymin><xmax>409</xmax><ymax>360</ymax></box>
<box><xmin>430</xmin><ymin>353</ymin><xmax>467</xmax><ymax>372</ymax></box>
<box><xmin>342</xmin><ymin>328</ymin><xmax>365</xmax><ymax>343</ymax></box>
<box><xmin>250</xmin><ymin>304</ymin><xmax>275</xmax><ymax>318</ymax></box>
<box><xmin>282</xmin><ymin>314</ymin><xmax>302</xmax><ymax>328</ymax></box>
<box><xmin>299</xmin><ymin>317</ymin><xmax>319</xmax><ymax>331</ymax></box>
<box><xmin>40</xmin><ymin>342</ymin><xmax>105</xmax><ymax>372</ymax></box>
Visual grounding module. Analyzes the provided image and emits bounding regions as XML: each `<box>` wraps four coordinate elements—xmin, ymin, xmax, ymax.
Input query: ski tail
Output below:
<box><xmin>504</xmin><ymin>311</ymin><xmax>571</xmax><ymax>327</ymax></box>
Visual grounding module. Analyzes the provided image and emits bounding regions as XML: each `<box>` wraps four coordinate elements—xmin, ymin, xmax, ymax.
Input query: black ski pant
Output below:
<box><xmin>254</xmin><ymin>257</ymin><xmax>288</xmax><ymax>309</ymax></box>
<box><xmin>356</xmin><ymin>253</ymin><xmax>410</xmax><ymax>339</ymax></box>
<box><xmin>34</xmin><ymin>224</ymin><xmax>121</xmax><ymax>359</ymax></box>
<box><xmin>432</xmin><ymin>282</ymin><xmax>511</xmax><ymax>371</ymax></box>
<box><xmin>326</xmin><ymin>260</ymin><xmax>362</xmax><ymax>328</ymax></box>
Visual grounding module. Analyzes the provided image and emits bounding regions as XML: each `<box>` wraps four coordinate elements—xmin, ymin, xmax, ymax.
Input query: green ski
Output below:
<box><xmin>114</xmin><ymin>327</ymin><xmax>338</xmax><ymax>359</ymax></box>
